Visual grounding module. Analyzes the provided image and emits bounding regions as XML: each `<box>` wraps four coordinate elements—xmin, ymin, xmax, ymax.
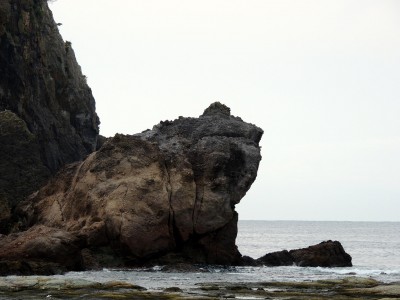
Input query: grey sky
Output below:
<box><xmin>49</xmin><ymin>0</ymin><xmax>400</xmax><ymax>221</ymax></box>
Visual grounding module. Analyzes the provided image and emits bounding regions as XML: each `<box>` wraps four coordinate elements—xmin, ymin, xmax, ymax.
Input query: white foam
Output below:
<box><xmin>315</xmin><ymin>267</ymin><xmax>400</xmax><ymax>276</ymax></box>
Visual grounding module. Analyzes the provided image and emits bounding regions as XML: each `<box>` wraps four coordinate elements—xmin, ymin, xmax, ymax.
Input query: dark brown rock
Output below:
<box><xmin>182</xmin><ymin>212</ymin><xmax>242</xmax><ymax>265</ymax></box>
<box><xmin>289</xmin><ymin>240</ymin><xmax>352</xmax><ymax>267</ymax></box>
<box><xmin>256</xmin><ymin>240</ymin><xmax>352</xmax><ymax>267</ymax></box>
<box><xmin>7</xmin><ymin>103</ymin><xmax>263</xmax><ymax>271</ymax></box>
<box><xmin>256</xmin><ymin>250</ymin><xmax>294</xmax><ymax>266</ymax></box>
<box><xmin>239</xmin><ymin>255</ymin><xmax>257</xmax><ymax>266</ymax></box>
<box><xmin>0</xmin><ymin>225</ymin><xmax>84</xmax><ymax>275</ymax></box>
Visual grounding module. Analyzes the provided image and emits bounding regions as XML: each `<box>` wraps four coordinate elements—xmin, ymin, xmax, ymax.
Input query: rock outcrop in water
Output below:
<box><xmin>256</xmin><ymin>240</ymin><xmax>352</xmax><ymax>267</ymax></box>
<box><xmin>0</xmin><ymin>0</ymin><xmax>99</xmax><ymax>233</ymax></box>
<box><xmin>0</xmin><ymin>102</ymin><xmax>263</xmax><ymax>273</ymax></box>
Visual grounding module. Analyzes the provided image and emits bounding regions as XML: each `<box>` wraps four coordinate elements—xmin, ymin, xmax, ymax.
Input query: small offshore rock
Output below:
<box><xmin>290</xmin><ymin>240</ymin><xmax>352</xmax><ymax>267</ymax></box>
<box><xmin>257</xmin><ymin>240</ymin><xmax>352</xmax><ymax>267</ymax></box>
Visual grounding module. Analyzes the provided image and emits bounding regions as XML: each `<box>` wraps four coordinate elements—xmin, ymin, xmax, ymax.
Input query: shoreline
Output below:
<box><xmin>1</xmin><ymin>275</ymin><xmax>399</xmax><ymax>299</ymax></box>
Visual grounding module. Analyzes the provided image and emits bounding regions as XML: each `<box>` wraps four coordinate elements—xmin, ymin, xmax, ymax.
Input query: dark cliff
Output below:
<box><xmin>0</xmin><ymin>0</ymin><xmax>99</xmax><ymax>232</ymax></box>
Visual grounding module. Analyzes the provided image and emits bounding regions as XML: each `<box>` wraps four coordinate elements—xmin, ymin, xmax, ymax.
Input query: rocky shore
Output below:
<box><xmin>0</xmin><ymin>101</ymin><xmax>266</xmax><ymax>273</ymax></box>
<box><xmin>0</xmin><ymin>0</ymin><xmax>354</xmax><ymax>276</ymax></box>
<box><xmin>0</xmin><ymin>275</ymin><xmax>399</xmax><ymax>299</ymax></box>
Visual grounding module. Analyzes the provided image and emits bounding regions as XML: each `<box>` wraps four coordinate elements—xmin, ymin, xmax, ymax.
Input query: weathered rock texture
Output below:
<box><xmin>0</xmin><ymin>0</ymin><xmax>99</xmax><ymax>232</ymax></box>
<box><xmin>0</xmin><ymin>0</ymin><xmax>352</xmax><ymax>275</ymax></box>
<box><xmin>0</xmin><ymin>110</ymin><xmax>49</xmax><ymax>233</ymax></box>
<box><xmin>256</xmin><ymin>240</ymin><xmax>352</xmax><ymax>267</ymax></box>
<box><xmin>0</xmin><ymin>225</ymin><xmax>83</xmax><ymax>275</ymax></box>
<box><xmin>2</xmin><ymin>102</ymin><xmax>263</xmax><ymax>272</ymax></box>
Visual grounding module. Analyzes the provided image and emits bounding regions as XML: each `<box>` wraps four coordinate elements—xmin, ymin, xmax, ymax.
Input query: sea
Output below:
<box><xmin>39</xmin><ymin>220</ymin><xmax>400</xmax><ymax>290</ymax></box>
<box><xmin>6</xmin><ymin>221</ymin><xmax>400</xmax><ymax>291</ymax></box>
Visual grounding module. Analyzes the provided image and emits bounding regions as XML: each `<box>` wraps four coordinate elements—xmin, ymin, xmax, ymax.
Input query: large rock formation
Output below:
<box><xmin>0</xmin><ymin>0</ymin><xmax>352</xmax><ymax>275</ymax></box>
<box><xmin>0</xmin><ymin>102</ymin><xmax>263</xmax><ymax>273</ymax></box>
<box><xmin>0</xmin><ymin>0</ymin><xmax>99</xmax><ymax>232</ymax></box>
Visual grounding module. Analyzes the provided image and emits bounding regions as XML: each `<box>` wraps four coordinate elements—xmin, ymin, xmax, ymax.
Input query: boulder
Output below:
<box><xmin>289</xmin><ymin>240</ymin><xmax>352</xmax><ymax>267</ymax></box>
<box><xmin>7</xmin><ymin>102</ymin><xmax>263</xmax><ymax>271</ymax></box>
<box><xmin>256</xmin><ymin>250</ymin><xmax>294</xmax><ymax>266</ymax></box>
<box><xmin>0</xmin><ymin>225</ymin><xmax>84</xmax><ymax>275</ymax></box>
<box><xmin>256</xmin><ymin>241</ymin><xmax>352</xmax><ymax>267</ymax></box>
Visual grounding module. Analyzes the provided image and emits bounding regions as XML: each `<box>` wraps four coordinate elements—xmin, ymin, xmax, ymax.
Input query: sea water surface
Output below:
<box><xmin>236</xmin><ymin>220</ymin><xmax>400</xmax><ymax>283</ymax></box>
<box><xmin>7</xmin><ymin>221</ymin><xmax>400</xmax><ymax>291</ymax></box>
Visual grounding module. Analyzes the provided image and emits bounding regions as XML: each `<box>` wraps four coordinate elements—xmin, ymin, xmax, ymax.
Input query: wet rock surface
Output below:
<box><xmin>257</xmin><ymin>240</ymin><xmax>352</xmax><ymax>267</ymax></box>
<box><xmin>0</xmin><ymin>276</ymin><xmax>399</xmax><ymax>299</ymax></box>
<box><xmin>289</xmin><ymin>240</ymin><xmax>352</xmax><ymax>267</ymax></box>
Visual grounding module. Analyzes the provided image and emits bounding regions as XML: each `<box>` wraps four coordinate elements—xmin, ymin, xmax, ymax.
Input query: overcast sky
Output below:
<box><xmin>49</xmin><ymin>0</ymin><xmax>400</xmax><ymax>222</ymax></box>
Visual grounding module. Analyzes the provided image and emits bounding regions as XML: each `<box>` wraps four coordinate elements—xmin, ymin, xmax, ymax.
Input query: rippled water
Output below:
<box><xmin>5</xmin><ymin>221</ymin><xmax>400</xmax><ymax>291</ymax></box>
<box><xmin>237</xmin><ymin>220</ymin><xmax>400</xmax><ymax>268</ymax></box>
<box><xmin>236</xmin><ymin>220</ymin><xmax>400</xmax><ymax>283</ymax></box>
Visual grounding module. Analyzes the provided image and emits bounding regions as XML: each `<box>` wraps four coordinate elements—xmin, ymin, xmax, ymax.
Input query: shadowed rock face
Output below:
<box><xmin>0</xmin><ymin>225</ymin><xmax>83</xmax><ymax>275</ymax></box>
<box><xmin>0</xmin><ymin>111</ymin><xmax>49</xmax><ymax>233</ymax></box>
<box><xmin>289</xmin><ymin>240</ymin><xmax>352</xmax><ymax>267</ymax></box>
<box><xmin>0</xmin><ymin>0</ymin><xmax>99</xmax><ymax>170</ymax></box>
<box><xmin>0</xmin><ymin>0</ymin><xmax>99</xmax><ymax>232</ymax></box>
<box><xmin>7</xmin><ymin>103</ymin><xmax>263</xmax><ymax>270</ymax></box>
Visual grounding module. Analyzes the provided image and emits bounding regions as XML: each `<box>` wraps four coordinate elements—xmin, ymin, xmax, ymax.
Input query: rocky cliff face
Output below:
<box><xmin>0</xmin><ymin>110</ymin><xmax>49</xmax><ymax>233</ymax></box>
<box><xmin>2</xmin><ymin>103</ymin><xmax>263</xmax><ymax>272</ymax></box>
<box><xmin>0</xmin><ymin>0</ymin><xmax>99</xmax><ymax>232</ymax></box>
